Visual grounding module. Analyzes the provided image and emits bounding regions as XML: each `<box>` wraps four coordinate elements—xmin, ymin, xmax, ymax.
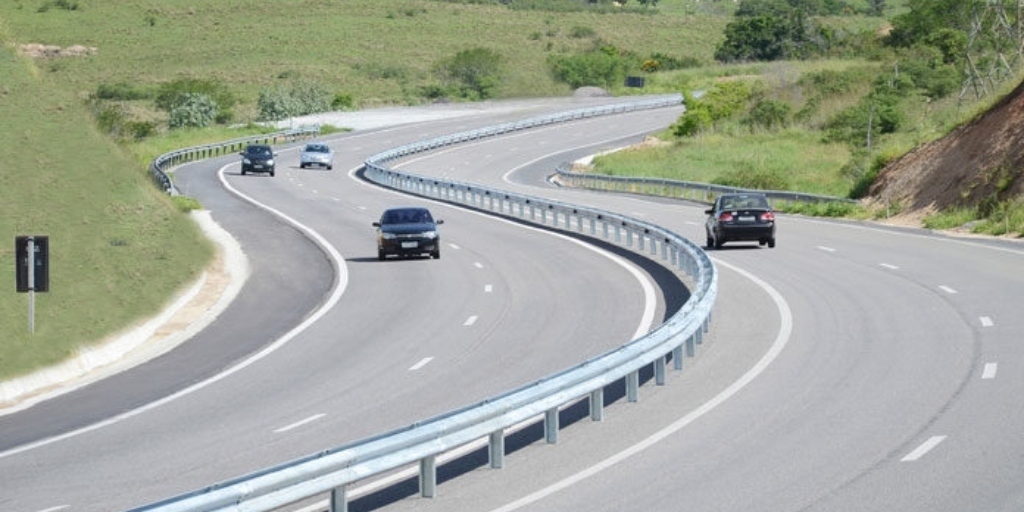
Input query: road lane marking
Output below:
<box><xmin>409</xmin><ymin>357</ymin><xmax>434</xmax><ymax>371</ymax></box>
<box><xmin>983</xmin><ymin>363</ymin><xmax>998</xmax><ymax>379</ymax></box>
<box><xmin>448</xmin><ymin>243</ymin><xmax>461</xmax><ymax>250</ymax></box>
<box><xmin>485</xmin><ymin>284</ymin><xmax>493</xmax><ymax>293</ymax></box>
<box><xmin>816</xmin><ymin>246</ymin><xmax>836</xmax><ymax>252</ymax></box>
<box><xmin>879</xmin><ymin>263</ymin><xmax>899</xmax><ymax>270</ymax></box>
<box><xmin>487</xmin><ymin>258</ymin><xmax>793</xmax><ymax>512</ymax></box>
<box><xmin>939</xmin><ymin>285</ymin><xmax>958</xmax><ymax>294</ymax></box>
<box><xmin>980</xmin><ymin>316</ymin><xmax>994</xmax><ymax>327</ymax></box>
<box><xmin>474</xmin><ymin>262</ymin><xmax>484</xmax><ymax>269</ymax></box>
<box><xmin>274</xmin><ymin>414</ymin><xmax>326</xmax><ymax>434</ymax></box>
<box><xmin>901</xmin><ymin>436</ymin><xmax>947</xmax><ymax>461</ymax></box>
<box><xmin>37</xmin><ymin>507</ymin><xmax>70</xmax><ymax>512</ymax></box>
<box><xmin>464</xmin><ymin>316</ymin><xmax>479</xmax><ymax>326</ymax></box>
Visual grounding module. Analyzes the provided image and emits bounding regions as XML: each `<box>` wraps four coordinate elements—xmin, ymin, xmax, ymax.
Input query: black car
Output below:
<box><xmin>705</xmin><ymin>192</ymin><xmax>776</xmax><ymax>249</ymax></box>
<box><xmin>373</xmin><ymin>207</ymin><xmax>443</xmax><ymax>260</ymax></box>
<box><xmin>239</xmin><ymin>144</ymin><xmax>276</xmax><ymax>176</ymax></box>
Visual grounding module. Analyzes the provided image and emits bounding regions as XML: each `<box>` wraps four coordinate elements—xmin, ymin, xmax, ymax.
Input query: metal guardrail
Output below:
<box><xmin>148</xmin><ymin>127</ymin><xmax>321</xmax><ymax>195</ymax></box>
<box><xmin>131</xmin><ymin>95</ymin><xmax>717</xmax><ymax>512</ymax></box>
<box><xmin>554</xmin><ymin>163</ymin><xmax>857</xmax><ymax>205</ymax></box>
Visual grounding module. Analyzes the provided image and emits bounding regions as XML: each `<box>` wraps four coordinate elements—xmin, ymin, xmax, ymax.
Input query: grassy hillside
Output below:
<box><xmin>0</xmin><ymin>48</ymin><xmax>211</xmax><ymax>381</ymax></box>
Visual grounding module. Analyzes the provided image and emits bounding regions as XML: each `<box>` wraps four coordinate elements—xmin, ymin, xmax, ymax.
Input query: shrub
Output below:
<box><xmin>168</xmin><ymin>93</ymin><xmax>218</xmax><ymax>129</ymax></box>
<box><xmin>257</xmin><ymin>87</ymin><xmax>297</xmax><ymax>122</ymax></box>
<box><xmin>155</xmin><ymin>78</ymin><xmax>236</xmax><ymax>124</ymax></box>
<box><xmin>95</xmin><ymin>82</ymin><xmax>151</xmax><ymax>101</ymax></box>
<box><xmin>434</xmin><ymin>47</ymin><xmax>504</xmax><ymax>100</ymax></box>
<box><xmin>712</xmin><ymin>163</ymin><xmax>791</xmax><ymax>191</ymax></box>
<box><xmin>548</xmin><ymin>45</ymin><xmax>634</xmax><ymax>89</ymax></box>
<box><xmin>744</xmin><ymin>98</ymin><xmax>791</xmax><ymax>130</ymax></box>
<box><xmin>331</xmin><ymin>93</ymin><xmax>354</xmax><ymax>110</ymax></box>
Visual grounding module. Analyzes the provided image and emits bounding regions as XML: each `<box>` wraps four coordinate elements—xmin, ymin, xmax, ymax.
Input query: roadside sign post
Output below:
<box><xmin>16</xmin><ymin>236</ymin><xmax>49</xmax><ymax>334</ymax></box>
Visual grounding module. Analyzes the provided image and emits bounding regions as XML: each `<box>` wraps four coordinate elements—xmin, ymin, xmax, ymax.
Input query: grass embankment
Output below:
<box><xmin>0</xmin><ymin>49</ymin><xmax>211</xmax><ymax>381</ymax></box>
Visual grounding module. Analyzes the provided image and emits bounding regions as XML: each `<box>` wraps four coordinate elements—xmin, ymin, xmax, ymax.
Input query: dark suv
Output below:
<box><xmin>239</xmin><ymin>144</ymin><xmax>276</xmax><ymax>176</ymax></box>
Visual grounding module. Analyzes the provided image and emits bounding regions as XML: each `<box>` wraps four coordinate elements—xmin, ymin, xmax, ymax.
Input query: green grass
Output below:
<box><xmin>0</xmin><ymin>48</ymin><xmax>211</xmax><ymax>380</ymax></box>
<box><xmin>593</xmin><ymin>129</ymin><xmax>854</xmax><ymax>197</ymax></box>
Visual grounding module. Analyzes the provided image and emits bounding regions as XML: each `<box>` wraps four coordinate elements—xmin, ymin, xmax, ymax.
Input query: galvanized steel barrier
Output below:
<box><xmin>149</xmin><ymin>127</ymin><xmax>321</xmax><ymax>195</ymax></box>
<box><xmin>131</xmin><ymin>95</ymin><xmax>719</xmax><ymax>512</ymax></box>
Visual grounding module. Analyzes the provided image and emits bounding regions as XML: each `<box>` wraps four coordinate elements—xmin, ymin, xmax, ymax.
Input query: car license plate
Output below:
<box><xmin>401</xmin><ymin>241</ymin><xmax>418</xmax><ymax>249</ymax></box>
<box><xmin>738</xmin><ymin>215</ymin><xmax>755</xmax><ymax>222</ymax></box>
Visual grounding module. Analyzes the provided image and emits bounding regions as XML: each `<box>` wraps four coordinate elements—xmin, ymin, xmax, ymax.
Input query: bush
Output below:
<box><xmin>434</xmin><ymin>47</ymin><xmax>504</xmax><ymax>100</ymax></box>
<box><xmin>155</xmin><ymin>78</ymin><xmax>236</xmax><ymax>124</ymax></box>
<box><xmin>744</xmin><ymin>98</ymin><xmax>791</xmax><ymax>130</ymax></box>
<box><xmin>256</xmin><ymin>87</ymin><xmax>297</xmax><ymax>122</ymax></box>
<box><xmin>712</xmin><ymin>163</ymin><xmax>791</xmax><ymax>191</ymax></box>
<box><xmin>95</xmin><ymin>82</ymin><xmax>151</xmax><ymax>101</ymax></box>
<box><xmin>256</xmin><ymin>80</ymin><xmax>333</xmax><ymax>121</ymax></box>
<box><xmin>547</xmin><ymin>46</ymin><xmax>634</xmax><ymax>89</ymax></box>
<box><xmin>168</xmin><ymin>93</ymin><xmax>218</xmax><ymax>129</ymax></box>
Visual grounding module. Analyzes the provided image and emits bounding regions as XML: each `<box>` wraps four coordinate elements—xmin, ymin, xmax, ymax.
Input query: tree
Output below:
<box><xmin>886</xmin><ymin>0</ymin><xmax>975</xmax><ymax>48</ymax></box>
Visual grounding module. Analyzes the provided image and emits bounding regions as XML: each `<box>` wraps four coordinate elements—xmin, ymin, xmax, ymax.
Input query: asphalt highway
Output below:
<box><xmin>1</xmin><ymin>98</ymin><xmax>1023</xmax><ymax>512</ymax></box>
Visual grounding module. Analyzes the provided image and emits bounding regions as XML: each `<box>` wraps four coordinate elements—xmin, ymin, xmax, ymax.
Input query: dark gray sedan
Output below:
<box><xmin>373</xmin><ymin>207</ymin><xmax>443</xmax><ymax>260</ymax></box>
<box><xmin>705</xmin><ymin>192</ymin><xmax>776</xmax><ymax>249</ymax></box>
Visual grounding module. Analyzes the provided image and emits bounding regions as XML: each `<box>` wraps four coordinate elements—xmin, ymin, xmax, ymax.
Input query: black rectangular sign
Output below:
<box><xmin>16</xmin><ymin>236</ymin><xmax>49</xmax><ymax>293</ymax></box>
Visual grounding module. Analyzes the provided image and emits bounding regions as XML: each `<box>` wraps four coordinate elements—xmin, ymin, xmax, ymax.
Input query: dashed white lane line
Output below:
<box><xmin>982</xmin><ymin>363</ymin><xmax>998</xmax><ymax>379</ymax></box>
<box><xmin>485</xmin><ymin>284</ymin><xmax>493</xmax><ymax>293</ymax></box>
<box><xmin>901</xmin><ymin>435</ymin><xmax>947</xmax><ymax>462</ymax></box>
<box><xmin>273</xmin><ymin>414</ymin><xmax>326</xmax><ymax>434</ymax></box>
<box><xmin>980</xmin><ymin>316</ymin><xmax>994</xmax><ymax>327</ymax></box>
<box><xmin>36</xmin><ymin>506</ymin><xmax>69</xmax><ymax>512</ymax></box>
<box><xmin>409</xmin><ymin>357</ymin><xmax>434</xmax><ymax>371</ymax></box>
<box><xmin>816</xmin><ymin>246</ymin><xmax>836</xmax><ymax>252</ymax></box>
<box><xmin>879</xmin><ymin>263</ymin><xmax>899</xmax><ymax>270</ymax></box>
<box><xmin>939</xmin><ymin>285</ymin><xmax>958</xmax><ymax>294</ymax></box>
<box><xmin>474</xmin><ymin>262</ymin><xmax>484</xmax><ymax>269</ymax></box>
<box><xmin>464</xmin><ymin>316</ymin><xmax>479</xmax><ymax>327</ymax></box>
<box><xmin>449</xmin><ymin>243</ymin><xmax>461</xmax><ymax>250</ymax></box>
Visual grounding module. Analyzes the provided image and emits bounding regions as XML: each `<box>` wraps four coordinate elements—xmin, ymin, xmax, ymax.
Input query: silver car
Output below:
<box><xmin>299</xmin><ymin>143</ymin><xmax>334</xmax><ymax>170</ymax></box>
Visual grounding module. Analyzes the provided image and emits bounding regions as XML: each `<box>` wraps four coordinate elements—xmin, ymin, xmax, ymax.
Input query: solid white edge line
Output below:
<box><xmin>0</xmin><ymin>163</ymin><xmax>352</xmax><ymax>460</ymax></box>
<box><xmin>901</xmin><ymin>435</ymin><xmax>947</xmax><ymax>462</ymax></box>
<box><xmin>980</xmin><ymin>316</ymin><xmax>994</xmax><ymax>327</ymax></box>
<box><xmin>939</xmin><ymin>285</ymin><xmax>958</xmax><ymax>294</ymax></box>
<box><xmin>486</xmin><ymin>258</ymin><xmax>793</xmax><ymax>512</ymax></box>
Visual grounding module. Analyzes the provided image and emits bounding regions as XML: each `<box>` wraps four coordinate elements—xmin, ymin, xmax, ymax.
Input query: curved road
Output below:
<box><xmin>1</xmin><ymin>98</ymin><xmax>1023</xmax><ymax>512</ymax></box>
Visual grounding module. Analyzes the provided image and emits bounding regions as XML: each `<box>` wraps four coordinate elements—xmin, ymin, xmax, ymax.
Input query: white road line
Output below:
<box><xmin>36</xmin><ymin>506</ymin><xmax>70</xmax><ymax>512</ymax></box>
<box><xmin>901</xmin><ymin>435</ymin><xmax>947</xmax><ymax>462</ymax></box>
<box><xmin>879</xmin><ymin>263</ymin><xmax>899</xmax><ymax>270</ymax></box>
<box><xmin>409</xmin><ymin>357</ymin><xmax>434</xmax><ymax>371</ymax></box>
<box><xmin>474</xmin><ymin>262</ymin><xmax>484</xmax><ymax>269</ymax></box>
<box><xmin>487</xmin><ymin>258</ymin><xmax>793</xmax><ymax>512</ymax></box>
<box><xmin>816</xmin><ymin>246</ymin><xmax>836</xmax><ymax>252</ymax></box>
<box><xmin>448</xmin><ymin>243</ymin><xmax>461</xmax><ymax>250</ymax></box>
<box><xmin>273</xmin><ymin>414</ymin><xmax>326</xmax><ymax>434</ymax></box>
<box><xmin>464</xmin><ymin>315</ymin><xmax>479</xmax><ymax>327</ymax></box>
<box><xmin>983</xmin><ymin>363</ymin><xmax>998</xmax><ymax>379</ymax></box>
<box><xmin>485</xmin><ymin>284</ymin><xmax>493</xmax><ymax>293</ymax></box>
<box><xmin>980</xmin><ymin>316</ymin><xmax>994</xmax><ymax>327</ymax></box>
<box><xmin>939</xmin><ymin>285</ymin><xmax>958</xmax><ymax>294</ymax></box>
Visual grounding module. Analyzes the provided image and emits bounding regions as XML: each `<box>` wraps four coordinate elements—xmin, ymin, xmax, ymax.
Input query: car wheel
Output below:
<box><xmin>714</xmin><ymin>234</ymin><xmax>724</xmax><ymax>250</ymax></box>
<box><xmin>327</xmin><ymin>165</ymin><xmax>333</xmax><ymax>170</ymax></box>
<box><xmin>270</xmin><ymin>169</ymin><xmax>275</xmax><ymax>177</ymax></box>
<box><xmin>378</xmin><ymin>249</ymin><xmax>386</xmax><ymax>261</ymax></box>
<box><xmin>432</xmin><ymin>249</ymin><xmax>440</xmax><ymax>259</ymax></box>
<box><xmin>768</xmin><ymin>238</ymin><xmax>776</xmax><ymax>248</ymax></box>
<box><xmin>241</xmin><ymin>169</ymin><xmax>247</xmax><ymax>176</ymax></box>
<box><xmin>759</xmin><ymin>239</ymin><xmax>767</xmax><ymax>246</ymax></box>
<box><xmin>300</xmin><ymin>163</ymin><xmax>306</xmax><ymax>169</ymax></box>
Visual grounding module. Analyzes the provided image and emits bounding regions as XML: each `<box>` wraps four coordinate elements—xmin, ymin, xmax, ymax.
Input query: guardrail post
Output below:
<box><xmin>590</xmin><ymin>389</ymin><xmax>604</xmax><ymax>421</ymax></box>
<box><xmin>673</xmin><ymin>345</ymin><xmax>684</xmax><ymax>370</ymax></box>
<box><xmin>490</xmin><ymin>430</ymin><xmax>505</xmax><ymax>468</ymax></box>
<box><xmin>655</xmin><ymin>355</ymin><xmax>666</xmax><ymax>385</ymax></box>
<box><xmin>686</xmin><ymin>333</ymin><xmax>697</xmax><ymax>357</ymax></box>
<box><xmin>421</xmin><ymin>456</ymin><xmax>437</xmax><ymax>498</ymax></box>
<box><xmin>627</xmin><ymin>371</ymin><xmax>639</xmax><ymax>402</ymax></box>
<box><xmin>545</xmin><ymin>408</ymin><xmax>559</xmax><ymax>444</ymax></box>
<box><xmin>330</xmin><ymin>487</ymin><xmax>348</xmax><ymax>512</ymax></box>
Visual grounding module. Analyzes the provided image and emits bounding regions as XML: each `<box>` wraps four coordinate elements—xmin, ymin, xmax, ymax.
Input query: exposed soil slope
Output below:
<box><xmin>869</xmin><ymin>79</ymin><xmax>1024</xmax><ymax>218</ymax></box>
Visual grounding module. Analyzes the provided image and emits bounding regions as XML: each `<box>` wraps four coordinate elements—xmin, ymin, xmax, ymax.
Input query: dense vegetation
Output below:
<box><xmin>1</xmin><ymin>0</ymin><xmax>1022</xmax><ymax>382</ymax></box>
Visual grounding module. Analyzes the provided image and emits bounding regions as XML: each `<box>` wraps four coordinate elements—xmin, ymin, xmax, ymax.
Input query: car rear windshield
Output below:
<box><xmin>722</xmin><ymin>195</ymin><xmax>769</xmax><ymax>210</ymax></box>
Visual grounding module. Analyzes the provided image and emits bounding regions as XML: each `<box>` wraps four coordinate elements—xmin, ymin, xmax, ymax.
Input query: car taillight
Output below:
<box><xmin>719</xmin><ymin>212</ymin><xmax>734</xmax><ymax>222</ymax></box>
<box><xmin>760</xmin><ymin>212</ymin><xmax>775</xmax><ymax>222</ymax></box>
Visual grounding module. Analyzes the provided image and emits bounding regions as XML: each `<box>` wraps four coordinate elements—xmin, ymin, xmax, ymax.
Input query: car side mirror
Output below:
<box><xmin>704</xmin><ymin>208</ymin><xmax>714</xmax><ymax>215</ymax></box>
<box><xmin>239</xmin><ymin>151</ymin><xmax>245</xmax><ymax>156</ymax></box>
<box><xmin>435</xmin><ymin>220</ymin><xmax>444</xmax><ymax>225</ymax></box>
<box><xmin>372</xmin><ymin>222</ymin><xmax>381</xmax><ymax>227</ymax></box>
